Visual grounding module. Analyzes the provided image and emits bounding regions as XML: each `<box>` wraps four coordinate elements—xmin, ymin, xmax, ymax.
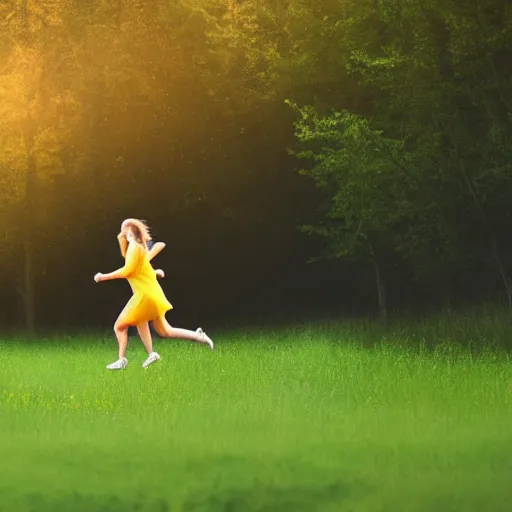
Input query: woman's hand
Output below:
<box><xmin>94</xmin><ymin>272</ymin><xmax>104</xmax><ymax>283</ymax></box>
<box><xmin>155</xmin><ymin>269</ymin><xmax>165</xmax><ymax>279</ymax></box>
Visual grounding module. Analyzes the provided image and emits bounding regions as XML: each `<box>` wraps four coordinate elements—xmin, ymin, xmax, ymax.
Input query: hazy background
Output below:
<box><xmin>1</xmin><ymin>0</ymin><xmax>511</xmax><ymax>332</ymax></box>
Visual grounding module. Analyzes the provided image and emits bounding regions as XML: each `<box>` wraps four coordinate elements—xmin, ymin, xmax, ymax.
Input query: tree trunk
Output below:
<box><xmin>18</xmin><ymin>0</ymin><xmax>36</xmax><ymax>336</ymax></box>
<box><xmin>491</xmin><ymin>242</ymin><xmax>512</xmax><ymax>309</ymax></box>
<box><xmin>19</xmin><ymin>139</ymin><xmax>38</xmax><ymax>334</ymax></box>
<box><xmin>373</xmin><ymin>257</ymin><xmax>387</xmax><ymax>322</ymax></box>
<box><xmin>366</xmin><ymin>239</ymin><xmax>387</xmax><ymax>321</ymax></box>
<box><xmin>458</xmin><ymin>159</ymin><xmax>512</xmax><ymax>308</ymax></box>
<box><xmin>22</xmin><ymin>118</ymin><xmax>37</xmax><ymax>333</ymax></box>
<box><xmin>23</xmin><ymin>239</ymin><xmax>35</xmax><ymax>333</ymax></box>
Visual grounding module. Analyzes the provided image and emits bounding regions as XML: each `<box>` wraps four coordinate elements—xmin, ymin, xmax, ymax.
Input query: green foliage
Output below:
<box><xmin>287</xmin><ymin>101</ymin><xmax>450</xmax><ymax>269</ymax></box>
<box><xmin>281</xmin><ymin>0</ymin><xmax>512</xmax><ymax>304</ymax></box>
<box><xmin>1</xmin><ymin>0</ymin><xmax>512</xmax><ymax>321</ymax></box>
<box><xmin>0</xmin><ymin>2</ymin><xmax>71</xmax><ymax>202</ymax></box>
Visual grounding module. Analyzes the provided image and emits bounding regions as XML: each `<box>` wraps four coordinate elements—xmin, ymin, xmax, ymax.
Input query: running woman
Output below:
<box><xmin>94</xmin><ymin>218</ymin><xmax>213</xmax><ymax>370</ymax></box>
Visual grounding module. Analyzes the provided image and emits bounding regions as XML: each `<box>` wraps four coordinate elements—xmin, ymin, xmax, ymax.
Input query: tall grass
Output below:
<box><xmin>1</xmin><ymin>307</ymin><xmax>511</xmax><ymax>511</ymax></box>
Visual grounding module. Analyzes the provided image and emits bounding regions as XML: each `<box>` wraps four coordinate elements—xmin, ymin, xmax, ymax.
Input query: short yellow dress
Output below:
<box><xmin>118</xmin><ymin>241</ymin><xmax>173</xmax><ymax>325</ymax></box>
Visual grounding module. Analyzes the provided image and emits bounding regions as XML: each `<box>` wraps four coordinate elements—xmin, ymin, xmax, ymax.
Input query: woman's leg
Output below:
<box><xmin>137</xmin><ymin>321</ymin><xmax>161</xmax><ymax>368</ymax></box>
<box><xmin>137</xmin><ymin>321</ymin><xmax>153</xmax><ymax>354</ymax></box>
<box><xmin>106</xmin><ymin>305</ymin><xmax>134</xmax><ymax>369</ymax></box>
<box><xmin>114</xmin><ymin>314</ymin><xmax>131</xmax><ymax>359</ymax></box>
<box><xmin>152</xmin><ymin>316</ymin><xmax>214</xmax><ymax>349</ymax></box>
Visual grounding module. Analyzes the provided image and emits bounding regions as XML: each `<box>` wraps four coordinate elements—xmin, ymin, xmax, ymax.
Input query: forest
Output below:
<box><xmin>1</xmin><ymin>0</ymin><xmax>511</xmax><ymax>331</ymax></box>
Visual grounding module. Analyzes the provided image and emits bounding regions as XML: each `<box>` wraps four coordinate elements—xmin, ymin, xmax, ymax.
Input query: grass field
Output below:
<box><xmin>1</xmin><ymin>311</ymin><xmax>512</xmax><ymax>511</ymax></box>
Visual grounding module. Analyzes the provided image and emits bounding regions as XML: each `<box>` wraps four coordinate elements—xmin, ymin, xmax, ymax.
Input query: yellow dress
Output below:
<box><xmin>118</xmin><ymin>241</ymin><xmax>173</xmax><ymax>325</ymax></box>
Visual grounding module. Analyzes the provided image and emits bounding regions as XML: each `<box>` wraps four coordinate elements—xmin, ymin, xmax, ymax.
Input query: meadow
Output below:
<box><xmin>1</xmin><ymin>309</ymin><xmax>512</xmax><ymax>511</ymax></box>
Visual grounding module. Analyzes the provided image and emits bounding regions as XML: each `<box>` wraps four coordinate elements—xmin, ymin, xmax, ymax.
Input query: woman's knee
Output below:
<box><xmin>114</xmin><ymin>321</ymin><xmax>129</xmax><ymax>334</ymax></box>
<box><xmin>152</xmin><ymin>317</ymin><xmax>169</xmax><ymax>337</ymax></box>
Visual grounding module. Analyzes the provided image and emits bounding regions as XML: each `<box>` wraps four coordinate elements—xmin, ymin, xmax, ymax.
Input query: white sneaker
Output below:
<box><xmin>106</xmin><ymin>357</ymin><xmax>128</xmax><ymax>370</ymax></box>
<box><xmin>142</xmin><ymin>352</ymin><xmax>161</xmax><ymax>368</ymax></box>
<box><xmin>196</xmin><ymin>328</ymin><xmax>214</xmax><ymax>350</ymax></box>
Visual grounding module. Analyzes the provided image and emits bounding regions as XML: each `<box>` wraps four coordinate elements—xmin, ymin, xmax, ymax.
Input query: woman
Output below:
<box><xmin>94</xmin><ymin>218</ymin><xmax>214</xmax><ymax>370</ymax></box>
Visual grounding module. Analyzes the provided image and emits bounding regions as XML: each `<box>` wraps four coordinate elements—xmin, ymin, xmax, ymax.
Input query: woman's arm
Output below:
<box><xmin>149</xmin><ymin>242</ymin><xmax>166</xmax><ymax>278</ymax></box>
<box><xmin>148</xmin><ymin>241</ymin><xmax>166</xmax><ymax>262</ymax></box>
<box><xmin>96</xmin><ymin>242</ymin><xmax>141</xmax><ymax>282</ymax></box>
<box><xmin>117</xmin><ymin>233</ymin><xmax>128</xmax><ymax>258</ymax></box>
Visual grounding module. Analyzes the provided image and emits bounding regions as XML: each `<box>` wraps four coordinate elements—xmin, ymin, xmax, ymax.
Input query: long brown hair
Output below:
<box><xmin>122</xmin><ymin>218</ymin><xmax>152</xmax><ymax>248</ymax></box>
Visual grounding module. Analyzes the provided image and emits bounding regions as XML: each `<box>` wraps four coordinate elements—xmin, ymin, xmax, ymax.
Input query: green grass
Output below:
<box><xmin>1</xmin><ymin>312</ymin><xmax>512</xmax><ymax>511</ymax></box>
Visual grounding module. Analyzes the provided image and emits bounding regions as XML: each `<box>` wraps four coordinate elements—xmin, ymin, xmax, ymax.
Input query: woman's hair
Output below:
<box><xmin>122</xmin><ymin>218</ymin><xmax>152</xmax><ymax>248</ymax></box>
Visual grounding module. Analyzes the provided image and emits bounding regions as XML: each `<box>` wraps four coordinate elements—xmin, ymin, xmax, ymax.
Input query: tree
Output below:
<box><xmin>0</xmin><ymin>0</ymin><xmax>190</xmax><ymax>331</ymax></box>
<box><xmin>343</xmin><ymin>0</ymin><xmax>512</xmax><ymax>306</ymax></box>
<box><xmin>0</xmin><ymin>0</ymin><xmax>80</xmax><ymax>332</ymax></box>
<box><xmin>281</xmin><ymin>0</ymin><xmax>512</xmax><ymax>310</ymax></box>
<box><xmin>288</xmin><ymin>101</ymin><xmax>455</xmax><ymax>319</ymax></box>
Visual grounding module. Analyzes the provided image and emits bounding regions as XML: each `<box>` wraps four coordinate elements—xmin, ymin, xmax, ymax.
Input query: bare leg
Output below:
<box><xmin>112</xmin><ymin>301</ymin><xmax>134</xmax><ymax>359</ymax></box>
<box><xmin>114</xmin><ymin>321</ymin><xmax>129</xmax><ymax>359</ymax></box>
<box><xmin>137</xmin><ymin>321</ymin><xmax>153</xmax><ymax>354</ymax></box>
<box><xmin>107</xmin><ymin>302</ymin><xmax>140</xmax><ymax>369</ymax></box>
<box><xmin>153</xmin><ymin>316</ymin><xmax>205</xmax><ymax>343</ymax></box>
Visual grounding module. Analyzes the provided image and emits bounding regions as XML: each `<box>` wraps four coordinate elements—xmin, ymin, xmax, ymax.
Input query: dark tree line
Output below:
<box><xmin>0</xmin><ymin>0</ymin><xmax>511</xmax><ymax>331</ymax></box>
